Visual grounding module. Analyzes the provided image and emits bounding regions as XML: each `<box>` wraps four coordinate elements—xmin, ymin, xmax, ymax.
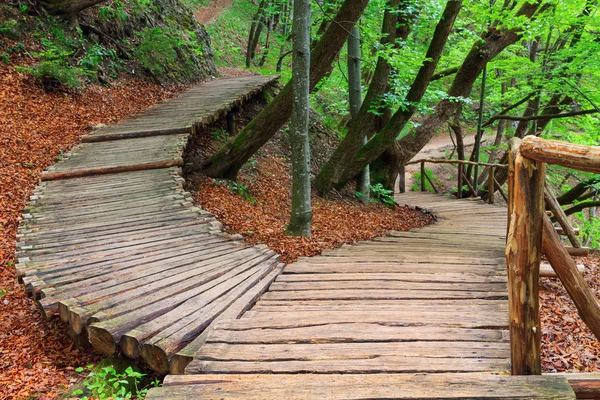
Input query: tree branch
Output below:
<box><xmin>488</xmin><ymin>109</ymin><xmax>598</xmax><ymax>124</ymax></box>
<box><xmin>482</xmin><ymin>91</ymin><xmax>536</xmax><ymax>127</ymax></box>
<box><xmin>564</xmin><ymin>200</ymin><xmax>600</xmax><ymax>216</ymax></box>
<box><xmin>431</xmin><ymin>66</ymin><xmax>459</xmax><ymax>81</ymax></box>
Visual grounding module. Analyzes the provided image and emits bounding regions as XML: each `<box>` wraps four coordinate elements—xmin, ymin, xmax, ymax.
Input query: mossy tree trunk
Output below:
<box><xmin>313</xmin><ymin>0</ymin><xmax>405</xmax><ymax>196</ymax></box>
<box><xmin>199</xmin><ymin>0</ymin><xmax>370</xmax><ymax>180</ymax></box>
<box><xmin>334</xmin><ymin>0</ymin><xmax>464</xmax><ymax>189</ymax></box>
<box><xmin>286</xmin><ymin>0</ymin><xmax>311</xmax><ymax>237</ymax></box>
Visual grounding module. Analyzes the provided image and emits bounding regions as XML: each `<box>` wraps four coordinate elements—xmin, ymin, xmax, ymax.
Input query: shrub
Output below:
<box><xmin>369</xmin><ymin>183</ymin><xmax>395</xmax><ymax>207</ymax></box>
<box><xmin>134</xmin><ymin>27</ymin><xmax>178</xmax><ymax>77</ymax></box>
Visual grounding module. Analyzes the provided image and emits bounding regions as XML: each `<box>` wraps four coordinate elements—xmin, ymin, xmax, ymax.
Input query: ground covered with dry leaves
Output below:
<box><xmin>0</xmin><ymin>56</ymin><xmax>186</xmax><ymax>399</ymax></box>
<box><xmin>193</xmin><ymin>156</ymin><xmax>434</xmax><ymax>263</ymax></box>
<box><xmin>541</xmin><ymin>253</ymin><xmax>600</xmax><ymax>372</ymax></box>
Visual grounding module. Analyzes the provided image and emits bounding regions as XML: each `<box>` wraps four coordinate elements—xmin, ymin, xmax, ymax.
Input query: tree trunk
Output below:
<box><xmin>370</xmin><ymin>141</ymin><xmax>402</xmax><ymax>191</ymax></box>
<box><xmin>556</xmin><ymin>177</ymin><xmax>600</xmax><ymax>205</ymax></box>
<box><xmin>286</xmin><ymin>0</ymin><xmax>311</xmax><ymax>237</ymax></box>
<box><xmin>336</xmin><ymin>0</ymin><xmax>463</xmax><ymax>188</ymax></box>
<box><xmin>393</xmin><ymin>1</ymin><xmax>543</xmax><ymax>169</ymax></box>
<box><xmin>42</xmin><ymin>0</ymin><xmax>106</xmax><ymax>17</ymax></box>
<box><xmin>276</xmin><ymin>1</ymin><xmax>291</xmax><ymax>72</ymax></box>
<box><xmin>347</xmin><ymin>26</ymin><xmax>370</xmax><ymax>204</ymax></box>
<box><xmin>258</xmin><ymin>11</ymin><xmax>276</xmax><ymax>67</ymax></box>
<box><xmin>200</xmin><ymin>0</ymin><xmax>370</xmax><ymax>180</ymax></box>
<box><xmin>313</xmin><ymin>0</ymin><xmax>404</xmax><ymax>196</ymax></box>
<box><xmin>246</xmin><ymin>1</ymin><xmax>268</xmax><ymax>68</ymax></box>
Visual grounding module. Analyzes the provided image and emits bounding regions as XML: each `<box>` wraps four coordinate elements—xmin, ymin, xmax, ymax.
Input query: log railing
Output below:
<box><xmin>506</xmin><ymin>136</ymin><xmax>600</xmax><ymax>376</ymax></box>
<box><xmin>405</xmin><ymin>158</ymin><xmax>508</xmax><ymax>203</ymax></box>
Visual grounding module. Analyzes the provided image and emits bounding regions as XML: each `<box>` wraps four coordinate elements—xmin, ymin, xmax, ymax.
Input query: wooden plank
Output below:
<box><xmin>259</xmin><ymin>289</ymin><xmax>507</xmax><ymax>301</ymax></box>
<box><xmin>227</xmin><ymin>311</ymin><xmax>508</xmax><ymax>329</ymax></box>
<box><xmin>206</xmin><ymin>323</ymin><xmax>508</xmax><ymax>344</ymax></box>
<box><xmin>86</xmin><ymin>252</ymin><xmax>276</xmax><ymax>354</ymax></box>
<box><xmin>137</xmin><ymin>260</ymin><xmax>278</xmax><ymax>372</ymax></box>
<box><xmin>146</xmin><ymin>373</ymin><xmax>575</xmax><ymax>399</ymax></box>
<box><xmin>171</xmin><ymin>265</ymin><xmax>284</xmax><ymax>375</ymax></box>
<box><xmin>41</xmin><ymin>159</ymin><xmax>184</xmax><ymax>181</ymax></box>
<box><xmin>190</xmin><ymin>356</ymin><xmax>510</xmax><ymax>374</ymax></box>
<box><xmin>197</xmin><ymin>341</ymin><xmax>510</xmax><ymax>362</ymax></box>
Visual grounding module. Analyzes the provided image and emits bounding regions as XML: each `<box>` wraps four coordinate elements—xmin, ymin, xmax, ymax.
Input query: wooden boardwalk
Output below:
<box><xmin>15</xmin><ymin>74</ymin><xmax>575</xmax><ymax>397</ymax></box>
<box><xmin>146</xmin><ymin>193</ymin><xmax>575</xmax><ymax>399</ymax></box>
<box><xmin>16</xmin><ymin>75</ymin><xmax>282</xmax><ymax>374</ymax></box>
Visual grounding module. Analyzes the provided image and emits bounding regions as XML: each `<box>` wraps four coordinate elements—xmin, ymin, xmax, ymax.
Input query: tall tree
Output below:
<box><xmin>347</xmin><ymin>26</ymin><xmax>370</xmax><ymax>204</ymax></box>
<box><xmin>313</xmin><ymin>0</ymin><xmax>405</xmax><ymax>195</ymax></box>
<box><xmin>286</xmin><ymin>0</ymin><xmax>312</xmax><ymax>236</ymax></box>
<box><xmin>387</xmin><ymin>0</ymin><xmax>545</xmax><ymax>173</ymax></box>
<box><xmin>199</xmin><ymin>0</ymin><xmax>370</xmax><ymax>180</ymax></box>
<box><xmin>329</xmin><ymin>0</ymin><xmax>464</xmax><ymax>192</ymax></box>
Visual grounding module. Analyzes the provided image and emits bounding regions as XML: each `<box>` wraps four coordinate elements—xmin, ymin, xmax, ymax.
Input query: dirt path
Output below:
<box><xmin>195</xmin><ymin>0</ymin><xmax>234</xmax><ymax>25</ymax></box>
<box><xmin>402</xmin><ymin>131</ymin><xmax>495</xmax><ymax>191</ymax></box>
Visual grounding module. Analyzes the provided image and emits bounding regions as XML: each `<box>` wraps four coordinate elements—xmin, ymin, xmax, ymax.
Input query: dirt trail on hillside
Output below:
<box><xmin>195</xmin><ymin>0</ymin><xmax>234</xmax><ymax>25</ymax></box>
<box><xmin>402</xmin><ymin>131</ymin><xmax>494</xmax><ymax>191</ymax></box>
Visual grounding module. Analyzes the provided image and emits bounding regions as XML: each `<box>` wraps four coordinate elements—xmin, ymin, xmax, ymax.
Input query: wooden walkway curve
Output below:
<box><xmin>146</xmin><ymin>193</ymin><xmax>575</xmax><ymax>399</ymax></box>
<box><xmin>16</xmin><ymin>75</ymin><xmax>282</xmax><ymax>374</ymax></box>
<box><xmin>15</xmin><ymin>75</ymin><xmax>576</xmax><ymax>398</ymax></box>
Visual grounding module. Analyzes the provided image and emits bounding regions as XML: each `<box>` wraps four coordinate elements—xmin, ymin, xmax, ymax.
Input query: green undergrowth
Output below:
<box><xmin>412</xmin><ymin>168</ymin><xmax>441</xmax><ymax>193</ymax></box>
<box><xmin>206</xmin><ymin>0</ymin><xmax>291</xmax><ymax>80</ymax></box>
<box><xmin>68</xmin><ymin>357</ymin><xmax>161</xmax><ymax>400</ymax></box>
<box><xmin>1</xmin><ymin>0</ymin><xmax>215</xmax><ymax>90</ymax></box>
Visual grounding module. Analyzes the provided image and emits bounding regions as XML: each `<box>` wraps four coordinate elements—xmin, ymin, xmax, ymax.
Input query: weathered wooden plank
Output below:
<box><xmin>171</xmin><ymin>265</ymin><xmax>284</xmax><ymax>375</ymax></box>
<box><xmin>196</xmin><ymin>341</ymin><xmax>510</xmax><ymax>362</ymax></box>
<box><xmin>231</xmin><ymin>311</ymin><xmax>507</xmax><ymax>329</ymax></box>
<box><xmin>191</xmin><ymin>356</ymin><xmax>510</xmax><ymax>374</ymax></box>
<box><xmin>259</xmin><ymin>289</ymin><xmax>507</xmax><ymax>301</ymax></box>
<box><xmin>206</xmin><ymin>322</ymin><xmax>508</xmax><ymax>344</ymax></box>
<box><xmin>145</xmin><ymin>373</ymin><xmax>574</xmax><ymax>399</ymax></box>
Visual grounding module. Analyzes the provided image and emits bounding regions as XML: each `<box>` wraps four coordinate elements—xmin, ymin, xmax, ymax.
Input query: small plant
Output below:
<box><xmin>211</xmin><ymin>127</ymin><xmax>228</xmax><ymax>141</ymax></box>
<box><xmin>215</xmin><ymin>180</ymin><xmax>255</xmax><ymax>203</ymax></box>
<box><xmin>369</xmin><ymin>183</ymin><xmax>395</xmax><ymax>207</ymax></box>
<box><xmin>71</xmin><ymin>364</ymin><xmax>159</xmax><ymax>399</ymax></box>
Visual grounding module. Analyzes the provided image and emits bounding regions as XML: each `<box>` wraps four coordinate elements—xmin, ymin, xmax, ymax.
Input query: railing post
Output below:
<box><xmin>420</xmin><ymin>161</ymin><xmax>425</xmax><ymax>192</ymax></box>
<box><xmin>488</xmin><ymin>166</ymin><xmax>494</xmax><ymax>204</ymax></box>
<box><xmin>506</xmin><ymin>137</ymin><xmax>546</xmax><ymax>375</ymax></box>
<box><xmin>457</xmin><ymin>162</ymin><xmax>463</xmax><ymax>199</ymax></box>
<box><xmin>399</xmin><ymin>165</ymin><xmax>406</xmax><ymax>193</ymax></box>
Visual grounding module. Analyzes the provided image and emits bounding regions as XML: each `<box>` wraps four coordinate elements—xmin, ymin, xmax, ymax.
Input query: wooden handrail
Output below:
<box><xmin>507</xmin><ymin>135</ymin><xmax>600</xmax><ymax>376</ymax></box>
<box><xmin>520</xmin><ymin>136</ymin><xmax>600</xmax><ymax>173</ymax></box>
<box><xmin>406</xmin><ymin>158</ymin><xmax>508</xmax><ymax>167</ymax></box>
<box><xmin>412</xmin><ymin>159</ymin><xmax>506</xmax><ymax>201</ymax></box>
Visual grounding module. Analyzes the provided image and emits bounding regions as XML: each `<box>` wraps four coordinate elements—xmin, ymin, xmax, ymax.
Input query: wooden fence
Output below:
<box><xmin>506</xmin><ymin>135</ymin><xmax>600</xmax><ymax>376</ymax></box>
<box><xmin>405</xmin><ymin>158</ymin><xmax>508</xmax><ymax>203</ymax></box>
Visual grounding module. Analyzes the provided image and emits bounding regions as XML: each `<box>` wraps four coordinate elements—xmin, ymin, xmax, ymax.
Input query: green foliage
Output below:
<box><xmin>216</xmin><ymin>180</ymin><xmax>255</xmax><ymax>203</ymax></box>
<box><xmin>579</xmin><ymin>215</ymin><xmax>600</xmax><ymax>249</ymax></box>
<box><xmin>134</xmin><ymin>27</ymin><xmax>178</xmax><ymax>77</ymax></box>
<box><xmin>98</xmin><ymin>0</ymin><xmax>128</xmax><ymax>23</ymax></box>
<box><xmin>79</xmin><ymin>44</ymin><xmax>118</xmax><ymax>73</ymax></box>
<box><xmin>0</xmin><ymin>288</ymin><xmax>6</xmax><ymax>297</ymax></box>
<box><xmin>412</xmin><ymin>168</ymin><xmax>440</xmax><ymax>193</ymax></box>
<box><xmin>71</xmin><ymin>364</ymin><xmax>159</xmax><ymax>399</ymax></box>
<box><xmin>0</xmin><ymin>19</ymin><xmax>17</xmax><ymax>34</ymax></box>
<box><xmin>369</xmin><ymin>183</ymin><xmax>395</xmax><ymax>207</ymax></box>
<box><xmin>211</xmin><ymin>127</ymin><xmax>229</xmax><ymax>141</ymax></box>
